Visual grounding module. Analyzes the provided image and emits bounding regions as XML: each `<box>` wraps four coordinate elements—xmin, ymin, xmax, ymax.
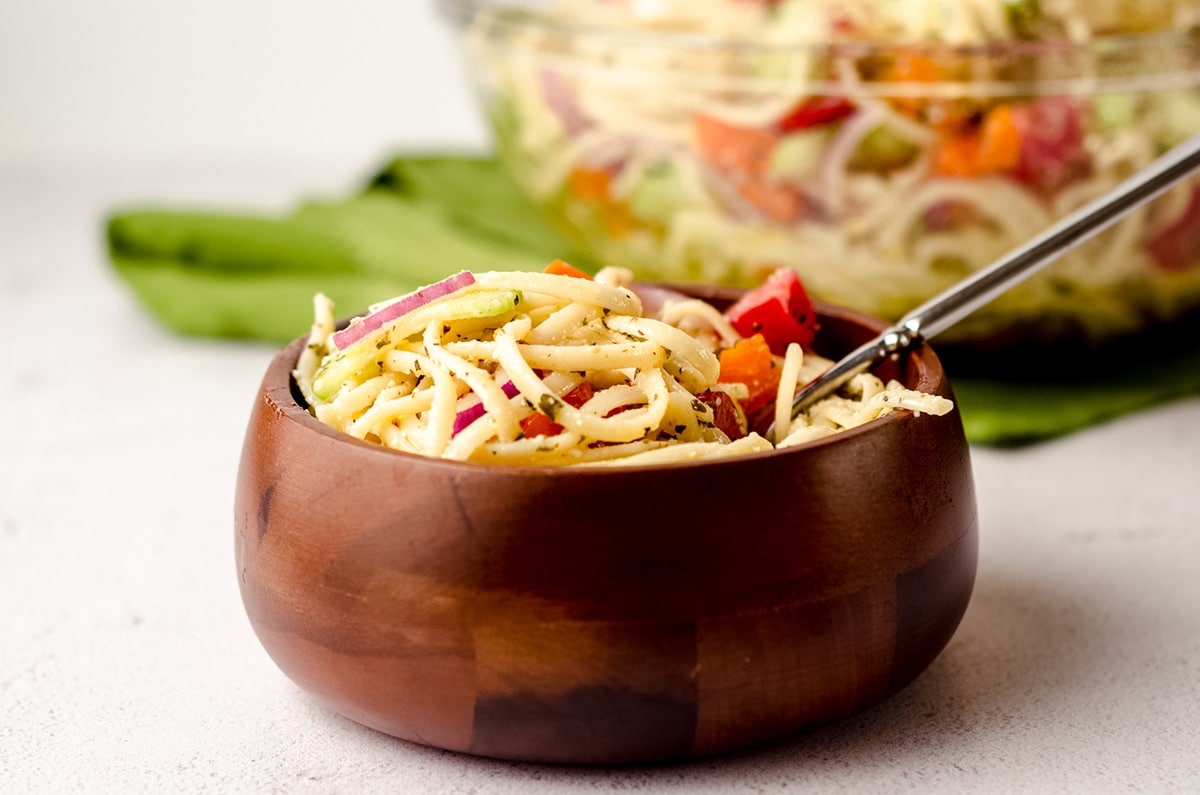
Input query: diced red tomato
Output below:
<box><xmin>603</xmin><ymin>403</ymin><xmax>634</xmax><ymax>419</ymax></box>
<box><xmin>694</xmin><ymin>114</ymin><xmax>776</xmax><ymax>176</ymax></box>
<box><xmin>520</xmin><ymin>412</ymin><xmax>562</xmax><ymax>439</ymax></box>
<box><xmin>696</xmin><ymin>389</ymin><xmax>747</xmax><ymax>440</ymax></box>
<box><xmin>562</xmin><ymin>381</ymin><xmax>595</xmax><ymax>408</ymax></box>
<box><xmin>717</xmin><ymin>334</ymin><xmax>782</xmax><ymax>415</ymax></box>
<box><xmin>519</xmin><ymin>381</ymin><xmax>595</xmax><ymax>438</ymax></box>
<box><xmin>830</xmin><ymin>10</ymin><xmax>856</xmax><ymax>34</ymax></box>
<box><xmin>585</xmin><ymin>397</ymin><xmax>641</xmax><ymax>448</ymax></box>
<box><xmin>544</xmin><ymin>259</ymin><xmax>593</xmax><ymax>280</ymax></box>
<box><xmin>774</xmin><ymin>96</ymin><xmax>856</xmax><ymax>134</ymax></box>
<box><xmin>1147</xmin><ymin>186</ymin><xmax>1200</xmax><ymax>272</ymax></box>
<box><xmin>724</xmin><ymin>268</ymin><xmax>818</xmax><ymax>355</ymax></box>
<box><xmin>923</xmin><ymin>200</ymin><xmax>979</xmax><ymax>231</ymax></box>
<box><xmin>693</xmin><ymin>115</ymin><xmax>808</xmax><ymax>222</ymax></box>
<box><xmin>1010</xmin><ymin>97</ymin><xmax>1088</xmax><ymax>193</ymax></box>
<box><xmin>738</xmin><ymin>181</ymin><xmax>808</xmax><ymax>223</ymax></box>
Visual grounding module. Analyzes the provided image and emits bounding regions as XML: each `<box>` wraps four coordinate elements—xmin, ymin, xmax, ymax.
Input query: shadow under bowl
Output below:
<box><xmin>234</xmin><ymin>286</ymin><xmax>978</xmax><ymax>764</ymax></box>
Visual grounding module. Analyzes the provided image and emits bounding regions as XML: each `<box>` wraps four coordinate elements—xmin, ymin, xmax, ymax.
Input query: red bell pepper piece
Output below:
<box><xmin>1147</xmin><ymin>186</ymin><xmax>1200</xmax><ymax>272</ymax></box>
<box><xmin>692</xmin><ymin>114</ymin><xmax>809</xmax><ymax>222</ymax></box>
<box><xmin>694</xmin><ymin>113</ymin><xmax>776</xmax><ymax>177</ymax></box>
<box><xmin>519</xmin><ymin>412</ymin><xmax>562</xmax><ymax>439</ymax></box>
<box><xmin>774</xmin><ymin>96</ymin><xmax>856</xmax><ymax>134</ymax></box>
<box><xmin>696</xmin><ymin>389</ymin><xmax>747</xmax><ymax>440</ymax></box>
<box><xmin>1010</xmin><ymin>97</ymin><xmax>1088</xmax><ymax>194</ymax></box>
<box><xmin>518</xmin><ymin>381</ymin><xmax>596</xmax><ymax>438</ymax></box>
<box><xmin>562</xmin><ymin>381</ymin><xmax>595</xmax><ymax>408</ymax></box>
<box><xmin>724</xmin><ymin>268</ymin><xmax>819</xmax><ymax>355</ymax></box>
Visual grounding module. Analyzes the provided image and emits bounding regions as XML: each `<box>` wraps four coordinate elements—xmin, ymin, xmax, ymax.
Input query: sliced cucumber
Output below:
<box><xmin>627</xmin><ymin>161</ymin><xmax>686</xmax><ymax>224</ymax></box>
<box><xmin>311</xmin><ymin>289</ymin><xmax>523</xmax><ymax>401</ymax></box>
<box><xmin>850</xmin><ymin>125</ymin><xmax>920</xmax><ymax>172</ymax></box>
<box><xmin>768</xmin><ymin>130</ymin><xmax>826</xmax><ymax>180</ymax></box>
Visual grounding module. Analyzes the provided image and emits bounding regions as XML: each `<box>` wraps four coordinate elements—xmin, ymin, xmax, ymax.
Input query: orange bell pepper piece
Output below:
<box><xmin>885</xmin><ymin>53</ymin><xmax>941</xmax><ymax>118</ymax></box>
<box><xmin>976</xmin><ymin>105</ymin><xmax>1022</xmax><ymax>173</ymax></box>
<box><xmin>693</xmin><ymin>114</ymin><xmax>807</xmax><ymax>223</ymax></box>
<box><xmin>738</xmin><ymin>181</ymin><xmax>807</xmax><ymax>223</ymax></box>
<box><xmin>718</xmin><ymin>334</ymin><xmax>782</xmax><ymax>414</ymax></box>
<box><xmin>933</xmin><ymin>104</ymin><xmax>1022</xmax><ymax>178</ymax></box>
<box><xmin>566</xmin><ymin>168</ymin><xmax>632</xmax><ymax>239</ymax></box>
<box><xmin>544</xmin><ymin>259</ymin><xmax>593</xmax><ymax>280</ymax></box>
<box><xmin>567</xmin><ymin>168</ymin><xmax>613</xmax><ymax>201</ymax></box>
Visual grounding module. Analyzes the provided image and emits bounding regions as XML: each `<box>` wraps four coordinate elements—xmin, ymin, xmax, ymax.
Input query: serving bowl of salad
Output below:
<box><xmin>234</xmin><ymin>267</ymin><xmax>976</xmax><ymax>763</ymax></box>
<box><xmin>442</xmin><ymin>0</ymin><xmax>1200</xmax><ymax>348</ymax></box>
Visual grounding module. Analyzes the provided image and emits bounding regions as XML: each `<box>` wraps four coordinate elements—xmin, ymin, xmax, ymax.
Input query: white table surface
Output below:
<box><xmin>3</xmin><ymin>159</ymin><xmax>1199</xmax><ymax>794</ymax></box>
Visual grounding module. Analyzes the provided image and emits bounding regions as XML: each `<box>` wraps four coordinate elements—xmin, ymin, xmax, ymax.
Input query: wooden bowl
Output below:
<box><xmin>234</xmin><ymin>287</ymin><xmax>977</xmax><ymax>764</ymax></box>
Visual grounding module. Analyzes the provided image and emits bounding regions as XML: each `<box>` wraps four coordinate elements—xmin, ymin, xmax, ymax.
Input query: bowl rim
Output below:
<box><xmin>439</xmin><ymin>0</ymin><xmax>1200</xmax><ymax>53</ymax></box>
<box><xmin>265</xmin><ymin>290</ymin><xmax>955</xmax><ymax>476</ymax></box>
<box><xmin>440</xmin><ymin>0</ymin><xmax>1200</xmax><ymax>95</ymax></box>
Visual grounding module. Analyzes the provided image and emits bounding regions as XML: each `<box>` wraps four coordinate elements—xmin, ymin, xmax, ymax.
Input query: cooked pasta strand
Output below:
<box><xmin>301</xmin><ymin>267</ymin><xmax>953</xmax><ymax>465</ymax></box>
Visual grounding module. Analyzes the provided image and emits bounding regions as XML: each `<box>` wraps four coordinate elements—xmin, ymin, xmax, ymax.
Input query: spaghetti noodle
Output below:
<box><xmin>294</xmin><ymin>266</ymin><xmax>953</xmax><ymax>466</ymax></box>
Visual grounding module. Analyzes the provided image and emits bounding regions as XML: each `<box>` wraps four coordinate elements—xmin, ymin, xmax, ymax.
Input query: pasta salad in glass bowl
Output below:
<box><xmin>441</xmin><ymin>0</ymin><xmax>1200</xmax><ymax>348</ymax></box>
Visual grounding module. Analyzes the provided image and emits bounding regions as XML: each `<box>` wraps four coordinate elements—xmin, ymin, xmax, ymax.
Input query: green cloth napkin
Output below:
<box><xmin>107</xmin><ymin>157</ymin><xmax>598</xmax><ymax>342</ymax></box>
<box><xmin>951</xmin><ymin>353</ymin><xmax>1200</xmax><ymax>445</ymax></box>
<box><xmin>105</xmin><ymin>155</ymin><xmax>1200</xmax><ymax>446</ymax></box>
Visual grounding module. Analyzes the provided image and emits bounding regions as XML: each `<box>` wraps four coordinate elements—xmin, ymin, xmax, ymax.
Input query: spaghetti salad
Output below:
<box><xmin>470</xmin><ymin>0</ymin><xmax>1200</xmax><ymax>344</ymax></box>
<box><xmin>294</xmin><ymin>264</ymin><xmax>953</xmax><ymax>466</ymax></box>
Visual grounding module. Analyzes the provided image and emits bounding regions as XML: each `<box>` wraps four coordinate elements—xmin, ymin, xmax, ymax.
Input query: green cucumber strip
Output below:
<box><xmin>311</xmin><ymin>289</ymin><xmax>523</xmax><ymax>401</ymax></box>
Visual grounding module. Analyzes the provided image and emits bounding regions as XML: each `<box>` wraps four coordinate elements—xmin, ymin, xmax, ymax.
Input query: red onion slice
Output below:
<box><xmin>629</xmin><ymin>282</ymin><xmax>690</xmax><ymax>318</ymax></box>
<box><xmin>815</xmin><ymin>108</ymin><xmax>882</xmax><ymax>216</ymax></box>
<box><xmin>331</xmin><ymin>271</ymin><xmax>476</xmax><ymax>350</ymax></box>
<box><xmin>451</xmin><ymin>379</ymin><xmax>521</xmax><ymax>437</ymax></box>
<box><xmin>540</xmin><ymin>70</ymin><xmax>592</xmax><ymax>137</ymax></box>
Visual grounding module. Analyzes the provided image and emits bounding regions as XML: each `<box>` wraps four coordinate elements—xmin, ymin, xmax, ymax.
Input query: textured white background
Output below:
<box><xmin>0</xmin><ymin>0</ymin><xmax>486</xmax><ymax>165</ymax></box>
<box><xmin>3</xmin><ymin>2</ymin><xmax>1200</xmax><ymax>793</ymax></box>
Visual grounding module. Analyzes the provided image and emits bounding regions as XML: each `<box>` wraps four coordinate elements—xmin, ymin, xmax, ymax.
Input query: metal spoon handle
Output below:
<box><xmin>773</xmin><ymin>133</ymin><xmax>1200</xmax><ymax>440</ymax></box>
<box><xmin>903</xmin><ymin>133</ymin><xmax>1200</xmax><ymax>341</ymax></box>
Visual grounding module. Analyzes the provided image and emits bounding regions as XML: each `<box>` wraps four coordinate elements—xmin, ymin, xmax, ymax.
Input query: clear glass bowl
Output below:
<box><xmin>441</xmin><ymin>0</ymin><xmax>1200</xmax><ymax>347</ymax></box>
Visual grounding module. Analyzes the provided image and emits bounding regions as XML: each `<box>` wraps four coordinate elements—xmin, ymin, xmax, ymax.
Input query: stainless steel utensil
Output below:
<box><xmin>769</xmin><ymin>133</ymin><xmax>1200</xmax><ymax>443</ymax></box>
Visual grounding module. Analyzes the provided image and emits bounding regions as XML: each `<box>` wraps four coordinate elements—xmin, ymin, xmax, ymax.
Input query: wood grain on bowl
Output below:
<box><xmin>234</xmin><ymin>295</ymin><xmax>978</xmax><ymax>764</ymax></box>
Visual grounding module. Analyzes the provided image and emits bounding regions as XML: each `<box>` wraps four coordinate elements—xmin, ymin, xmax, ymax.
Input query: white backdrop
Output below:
<box><xmin>0</xmin><ymin>0</ymin><xmax>487</xmax><ymax>165</ymax></box>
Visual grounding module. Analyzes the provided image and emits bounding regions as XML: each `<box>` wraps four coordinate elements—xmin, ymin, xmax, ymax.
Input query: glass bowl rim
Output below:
<box><xmin>437</xmin><ymin>0</ymin><xmax>1200</xmax><ymax>95</ymax></box>
<box><xmin>436</xmin><ymin>0</ymin><xmax>1199</xmax><ymax>55</ymax></box>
